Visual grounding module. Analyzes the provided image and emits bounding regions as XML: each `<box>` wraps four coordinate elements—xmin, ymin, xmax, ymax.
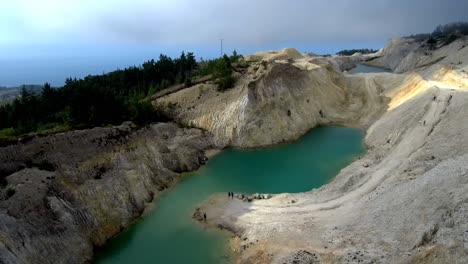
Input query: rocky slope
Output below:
<box><xmin>367</xmin><ymin>36</ymin><xmax>468</xmax><ymax>74</ymax></box>
<box><xmin>154</xmin><ymin>49</ymin><xmax>399</xmax><ymax>148</ymax></box>
<box><xmin>0</xmin><ymin>122</ymin><xmax>213</xmax><ymax>263</ymax></box>
<box><xmin>157</xmin><ymin>43</ymin><xmax>467</xmax><ymax>263</ymax></box>
<box><xmin>199</xmin><ymin>84</ymin><xmax>468</xmax><ymax>263</ymax></box>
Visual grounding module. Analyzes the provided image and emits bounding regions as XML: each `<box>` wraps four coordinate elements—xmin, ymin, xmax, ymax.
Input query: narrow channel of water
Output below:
<box><xmin>95</xmin><ymin>126</ymin><xmax>365</xmax><ymax>264</ymax></box>
<box><xmin>350</xmin><ymin>64</ymin><xmax>391</xmax><ymax>74</ymax></box>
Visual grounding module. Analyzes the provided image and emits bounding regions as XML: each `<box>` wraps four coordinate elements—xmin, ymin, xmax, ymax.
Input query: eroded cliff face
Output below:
<box><xmin>0</xmin><ymin>123</ymin><xmax>213</xmax><ymax>264</ymax></box>
<box><xmin>367</xmin><ymin>36</ymin><xmax>468</xmax><ymax>74</ymax></box>
<box><xmin>154</xmin><ymin>51</ymin><xmax>398</xmax><ymax>148</ymax></box>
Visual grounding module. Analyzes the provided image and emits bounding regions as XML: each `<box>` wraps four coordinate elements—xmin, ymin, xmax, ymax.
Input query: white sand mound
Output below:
<box><xmin>244</xmin><ymin>48</ymin><xmax>303</xmax><ymax>62</ymax></box>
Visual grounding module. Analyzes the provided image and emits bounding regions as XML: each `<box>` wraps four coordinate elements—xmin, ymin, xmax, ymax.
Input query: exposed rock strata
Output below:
<box><xmin>0</xmin><ymin>123</ymin><xmax>212</xmax><ymax>264</ymax></box>
<box><xmin>367</xmin><ymin>36</ymin><xmax>468</xmax><ymax>73</ymax></box>
<box><xmin>154</xmin><ymin>51</ymin><xmax>394</xmax><ymax>148</ymax></box>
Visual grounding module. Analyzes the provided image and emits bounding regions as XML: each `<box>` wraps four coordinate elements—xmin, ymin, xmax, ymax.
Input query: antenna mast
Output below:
<box><xmin>220</xmin><ymin>38</ymin><xmax>224</xmax><ymax>57</ymax></box>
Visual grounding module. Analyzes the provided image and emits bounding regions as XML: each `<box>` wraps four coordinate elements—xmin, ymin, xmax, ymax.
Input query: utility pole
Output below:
<box><xmin>220</xmin><ymin>38</ymin><xmax>224</xmax><ymax>57</ymax></box>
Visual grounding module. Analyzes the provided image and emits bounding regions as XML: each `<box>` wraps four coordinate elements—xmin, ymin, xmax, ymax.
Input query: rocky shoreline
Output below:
<box><xmin>0</xmin><ymin>122</ymin><xmax>214</xmax><ymax>263</ymax></box>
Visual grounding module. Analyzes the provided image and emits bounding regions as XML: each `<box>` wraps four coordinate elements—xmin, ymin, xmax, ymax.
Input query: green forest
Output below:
<box><xmin>336</xmin><ymin>49</ymin><xmax>379</xmax><ymax>56</ymax></box>
<box><xmin>0</xmin><ymin>51</ymin><xmax>241</xmax><ymax>141</ymax></box>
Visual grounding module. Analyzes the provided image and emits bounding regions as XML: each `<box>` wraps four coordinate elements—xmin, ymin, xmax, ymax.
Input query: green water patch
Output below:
<box><xmin>350</xmin><ymin>64</ymin><xmax>391</xmax><ymax>74</ymax></box>
<box><xmin>94</xmin><ymin>126</ymin><xmax>365</xmax><ymax>264</ymax></box>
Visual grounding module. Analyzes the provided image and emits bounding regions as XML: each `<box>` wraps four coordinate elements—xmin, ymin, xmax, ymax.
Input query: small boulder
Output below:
<box><xmin>192</xmin><ymin>208</ymin><xmax>204</xmax><ymax>222</ymax></box>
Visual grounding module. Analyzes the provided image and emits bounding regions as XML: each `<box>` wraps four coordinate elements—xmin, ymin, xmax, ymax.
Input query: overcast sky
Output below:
<box><xmin>1</xmin><ymin>0</ymin><xmax>467</xmax><ymax>86</ymax></box>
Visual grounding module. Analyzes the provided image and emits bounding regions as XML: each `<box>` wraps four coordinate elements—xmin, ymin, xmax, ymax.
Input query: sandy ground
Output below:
<box><xmin>188</xmin><ymin>46</ymin><xmax>468</xmax><ymax>263</ymax></box>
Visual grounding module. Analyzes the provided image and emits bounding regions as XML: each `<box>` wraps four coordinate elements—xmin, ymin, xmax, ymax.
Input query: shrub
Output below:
<box><xmin>214</xmin><ymin>55</ymin><xmax>235</xmax><ymax>91</ymax></box>
<box><xmin>441</xmin><ymin>34</ymin><xmax>459</xmax><ymax>46</ymax></box>
<box><xmin>216</xmin><ymin>75</ymin><xmax>235</xmax><ymax>91</ymax></box>
<box><xmin>127</xmin><ymin>97</ymin><xmax>157</xmax><ymax>125</ymax></box>
<box><xmin>427</xmin><ymin>37</ymin><xmax>437</xmax><ymax>50</ymax></box>
<box><xmin>184</xmin><ymin>77</ymin><xmax>193</xmax><ymax>88</ymax></box>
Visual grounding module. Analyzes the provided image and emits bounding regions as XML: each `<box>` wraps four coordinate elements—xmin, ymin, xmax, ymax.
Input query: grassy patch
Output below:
<box><xmin>0</xmin><ymin>127</ymin><xmax>16</xmax><ymax>139</ymax></box>
<box><xmin>0</xmin><ymin>123</ymin><xmax>73</xmax><ymax>144</ymax></box>
<box><xmin>36</xmin><ymin>123</ymin><xmax>71</xmax><ymax>136</ymax></box>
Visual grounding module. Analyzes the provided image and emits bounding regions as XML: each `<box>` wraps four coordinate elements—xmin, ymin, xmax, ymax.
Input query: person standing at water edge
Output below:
<box><xmin>203</xmin><ymin>213</ymin><xmax>207</xmax><ymax>222</ymax></box>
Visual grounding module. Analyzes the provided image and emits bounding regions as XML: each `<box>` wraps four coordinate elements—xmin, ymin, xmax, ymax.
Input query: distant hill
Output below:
<box><xmin>0</xmin><ymin>85</ymin><xmax>43</xmax><ymax>103</ymax></box>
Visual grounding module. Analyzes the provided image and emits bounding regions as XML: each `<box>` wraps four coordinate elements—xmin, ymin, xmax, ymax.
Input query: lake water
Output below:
<box><xmin>94</xmin><ymin>126</ymin><xmax>365</xmax><ymax>264</ymax></box>
<box><xmin>349</xmin><ymin>64</ymin><xmax>391</xmax><ymax>74</ymax></box>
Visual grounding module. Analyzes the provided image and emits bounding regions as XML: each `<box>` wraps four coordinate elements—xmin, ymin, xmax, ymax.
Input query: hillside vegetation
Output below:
<box><xmin>336</xmin><ymin>48</ymin><xmax>378</xmax><ymax>56</ymax></box>
<box><xmin>404</xmin><ymin>21</ymin><xmax>468</xmax><ymax>47</ymax></box>
<box><xmin>0</xmin><ymin>85</ymin><xmax>42</xmax><ymax>103</ymax></box>
<box><xmin>0</xmin><ymin>51</ymin><xmax>241</xmax><ymax>141</ymax></box>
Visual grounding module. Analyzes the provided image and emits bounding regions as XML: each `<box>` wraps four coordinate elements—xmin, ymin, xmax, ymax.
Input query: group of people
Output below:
<box><xmin>201</xmin><ymin>192</ymin><xmax>236</xmax><ymax>223</ymax></box>
<box><xmin>200</xmin><ymin>192</ymin><xmax>235</xmax><ymax>223</ymax></box>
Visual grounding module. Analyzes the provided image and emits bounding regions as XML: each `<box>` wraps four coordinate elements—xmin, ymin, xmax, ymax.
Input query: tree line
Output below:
<box><xmin>405</xmin><ymin>22</ymin><xmax>468</xmax><ymax>42</ymax></box>
<box><xmin>336</xmin><ymin>49</ymin><xmax>379</xmax><ymax>56</ymax></box>
<box><xmin>0</xmin><ymin>51</ymin><xmax>241</xmax><ymax>139</ymax></box>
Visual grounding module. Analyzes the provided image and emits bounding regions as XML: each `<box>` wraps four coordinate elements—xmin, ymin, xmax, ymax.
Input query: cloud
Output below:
<box><xmin>1</xmin><ymin>0</ymin><xmax>468</xmax><ymax>48</ymax></box>
<box><xmin>1</xmin><ymin>0</ymin><xmax>467</xmax><ymax>86</ymax></box>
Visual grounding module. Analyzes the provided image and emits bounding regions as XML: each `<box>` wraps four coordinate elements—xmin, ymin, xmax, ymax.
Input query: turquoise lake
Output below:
<box><xmin>95</xmin><ymin>126</ymin><xmax>365</xmax><ymax>264</ymax></box>
<box><xmin>350</xmin><ymin>64</ymin><xmax>391</xmax><ymax>74</ymax></box>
